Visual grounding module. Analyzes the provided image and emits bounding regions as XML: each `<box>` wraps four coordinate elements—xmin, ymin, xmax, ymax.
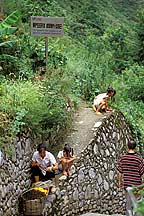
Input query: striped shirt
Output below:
<box><xmin>117</xmin><ymin>153</ymin><xmax>144</xmax><ymax>188</ymax></box>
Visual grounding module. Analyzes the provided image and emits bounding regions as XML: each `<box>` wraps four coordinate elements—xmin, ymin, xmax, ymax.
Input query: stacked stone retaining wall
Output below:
<box><xmin>43</xmin><ymin>111</ymin><xmax>132</xmax><ymax>215</ymax></box>
<box><xmin>0</xmin><ymin>111</ymin><xmax>132</xmax><ymax>216</ymax></box>
<box><xmin>0</xmin><ymin>135</ymin><xmax>34</xmax><ymax>216</ymax></box>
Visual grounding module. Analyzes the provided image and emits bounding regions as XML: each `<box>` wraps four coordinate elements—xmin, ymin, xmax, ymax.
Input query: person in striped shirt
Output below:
<box><xmin>117</xmin><ymin>140</ymin><xmax>144</xmax><ymax>215</ymax></box>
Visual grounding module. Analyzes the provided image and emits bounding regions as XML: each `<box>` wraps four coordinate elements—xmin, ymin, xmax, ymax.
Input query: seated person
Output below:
<box><xmin>57</xmin><ymin>144</ymin><xmax>76</xmax><ymax>176</ymax></box>
<box><xmin>0</xmin><ymin>150</ymin><xmax>3</xmax><ymax>166</ymax></box>
<box><xmin>31</xmin><ymin>143</ymin><xmax>58</xmax><ymax>192</ymax></box>
<box><xmin>92</xmin><ymin>87</ymin><xmax>116</xmax><ymax>116</ymax></box>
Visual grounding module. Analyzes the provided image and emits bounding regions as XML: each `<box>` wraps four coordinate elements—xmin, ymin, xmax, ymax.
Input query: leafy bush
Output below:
<box><xmin>112</xmin><ymin>64</ymin><xmax>144</xmax><ymax>150</ymax></box>
<box><xmin>0</xmin><ymin>80</ymin><xmax>47</xmax><ymax>132</ymax></box>
<box><xmin>135</xmin><ymin>188</ymin><xmax>144</xmax><ymax>215</ymax></box>
<box><xmin>1</xmin><ymin>0</ymin><xmax>144</xmax><ymax>153</ymax></box>
<box><xmin>0</xmin><ymin>10</ymin><xmax>20</xmax><ymax>76</ymax></box>
<box><xmin>0</xmin><ymin>76</ymin><xmax>76</xmax><ymax>151</ymax></box>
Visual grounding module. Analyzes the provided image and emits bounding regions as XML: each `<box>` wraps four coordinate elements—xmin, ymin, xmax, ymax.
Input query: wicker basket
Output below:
<box><xmin>20</xmin><ymin>189</ymin><xmax>46</xmax><ymax>216</ymax></box>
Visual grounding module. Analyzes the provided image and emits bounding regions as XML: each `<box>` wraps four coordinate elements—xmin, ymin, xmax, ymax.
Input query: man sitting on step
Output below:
<box><xmin>31</xmin><ymin>143</ymin><xmax>58</xmax><ymax>193</ymax></box>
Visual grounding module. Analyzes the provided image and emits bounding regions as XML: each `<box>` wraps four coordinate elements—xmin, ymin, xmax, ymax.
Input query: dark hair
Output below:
<box><xmin>113</xmin><ymin>89</ymin><xmax>116</xmax><ymax>96</ymax></box>
<box><xmin>63</xmin><ymin>145</ymin><xmax>71</xmax><ymax>157</ymax></box>
<box><xmin>128</xmin><ymin>140</ymin><xmax>136</xmax><ymax>150</ymax></box>
<box><xmin>107</xmin><ymin>87</ymin><xmax>114</xmax><ymax>94</ymax></box>
<box><xmin>37</xmin><ymin>143</ymin><xmax>46</xmax><ymax>152</ymax></box>
<box><xmin>107</xmin><ymin>87</ymin><xmax>116</xmax><ymax>101</ymax></box>
<box><xmin>63</xmin><ymin>145</ymin><xmax>70</xmax><ymax>153</ymax></box>
<box><xmin>63</xmin><ymin>144</ymin><xmax>74</xmax><ymax>157</ymax></box>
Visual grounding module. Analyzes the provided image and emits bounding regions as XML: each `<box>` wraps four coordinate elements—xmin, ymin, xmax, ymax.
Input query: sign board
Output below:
<box><xmin>30</xmin><ymin>16</ymin><xmax>64</xmax><ymax>37</ymax></box>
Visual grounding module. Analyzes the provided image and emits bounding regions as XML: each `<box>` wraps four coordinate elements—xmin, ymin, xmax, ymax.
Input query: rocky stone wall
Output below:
<box><xmin>0</xmin><ymin>134</ymin><xmax>34</xmax><ymax>216</ymax></box>
<box><xmin>43</xmin><ymin>111</ymin><xmax>132</xmax><ymax>216</ymax></box>
<box><xmin>0</xmin><ymin>111</ymin><xmax>132</xmax><ymax>216</ymax></box>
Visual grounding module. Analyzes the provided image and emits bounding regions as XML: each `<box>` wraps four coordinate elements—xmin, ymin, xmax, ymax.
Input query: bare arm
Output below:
<box><xmin>46</xmin><ymin>163</ymin><xmax>58</xmax><ymax>172</ymax></box>
<box><xmin>105</xmin><ymin>97</ymin><xmax>108</xmax><ymax>109</ymax></box>
<box><xmin>52</xmin><ymin>163</ymin><xmax>58</xmax><ymax>171</ymax></box>
<box><xmin>31</xmin><ymin>160</ymin><xmax>41</xmax><ymax>167</ymax></box>
<box><xmin>105</xmin><ymin>97</ymin><xmax>113</xmax><ymax>111</ymax></box>
<box><xmin>57</xmin><ymin>157</ymin><xmax>64</xmax><ymax>162</ymax></box>
<box><xmin>118</xmin><ymin>172</ymin><xmax>122</xmax><ymax>188</ymax></box>
<box><xmin>69</xmin><ymin>156</ymin><xmax>77</xmax><ymax>161</ymax></box>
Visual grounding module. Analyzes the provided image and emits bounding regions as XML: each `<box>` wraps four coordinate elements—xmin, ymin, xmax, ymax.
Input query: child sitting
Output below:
<box><xmin>57</xmin><ymin>144</ymin><xmax>76</xmax><ymax>176</ymax></box>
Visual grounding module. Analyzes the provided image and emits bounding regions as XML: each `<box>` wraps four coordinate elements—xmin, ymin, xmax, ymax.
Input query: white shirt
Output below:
<box><xmin>32</xmin><ymin>151</ymin><xmax>56</xmax><ymax>171</ymax></box>
<box><xmin>57</xmin><ymin>150</ymin><xmax>73</xmax><ymax>159</ymax></box>
<box><xmin>0</xmin><ymin>150</ymin><xmax>3</xmax><ymax>166</ymax></box>
<box><xmin>93</xmin><ymin>93</ymin><xmax>108</xmax><ymax>106</ymax></box>
<box><xmin>57</xmin><ymin>150</ymin><xmax>64</xmax><ymax>159</ymax></box>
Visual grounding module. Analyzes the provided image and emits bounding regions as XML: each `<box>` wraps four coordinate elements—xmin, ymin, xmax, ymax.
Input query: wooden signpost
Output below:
<box><xmin>30</xmin><ymin>16</ymin><xmax>64</xmax><ymax>72</ymax></box>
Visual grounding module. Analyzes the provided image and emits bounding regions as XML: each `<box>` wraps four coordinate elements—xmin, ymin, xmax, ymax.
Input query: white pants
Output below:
<box><xmin>125</xmin><ymin>190</ymin><xmax>136</xmax><ymax>216</ymax></box>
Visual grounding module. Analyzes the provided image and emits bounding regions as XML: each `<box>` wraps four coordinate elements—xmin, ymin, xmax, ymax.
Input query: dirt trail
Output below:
<box><xmin>64</xmin><ymin>100</ymin><xmax>110</xmax><ymax>156</ymax></box>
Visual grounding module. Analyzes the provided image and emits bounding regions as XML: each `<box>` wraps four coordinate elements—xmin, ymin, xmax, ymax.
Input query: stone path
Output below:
<box><xmin>63</xmin><ymin>103</ymin><xmax>122</xmax><ymax>216</ymax></box>
<box><xmin>64</xmin><ymin>100</ymin><xmax>110</xmax><ymax>155</ymax></box>
<box><xmin>80</xmin><ymin>213</ymin><xmax>124</xmax><ymax>216</ymax></box>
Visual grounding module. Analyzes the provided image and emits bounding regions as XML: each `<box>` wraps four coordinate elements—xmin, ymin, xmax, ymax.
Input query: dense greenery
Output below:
<box><xmin>0</xmin><ymin>0</ymin><xmax>144</xmax><ymax>152</ymax></box>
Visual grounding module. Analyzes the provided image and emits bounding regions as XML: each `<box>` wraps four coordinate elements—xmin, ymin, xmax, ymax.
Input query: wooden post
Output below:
<box><xmin>45</xmin><ymin>37</ymin><xmax>48</xmax><ymax>72</ymax></box>
<box><xmin>0</xmin><ymin>0</ymin><xmax>4</xmax><ymax>21</ymax></box>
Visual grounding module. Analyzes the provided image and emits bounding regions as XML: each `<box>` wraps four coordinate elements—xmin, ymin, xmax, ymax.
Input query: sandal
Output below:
<box><xmin>96</xmin><ymin>111</ymin><xmax>103</xmax><ymax>116</ymax></box>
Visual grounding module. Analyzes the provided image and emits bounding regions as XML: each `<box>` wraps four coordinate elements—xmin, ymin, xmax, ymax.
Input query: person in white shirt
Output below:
<box><xmin>31</xmin><ymin>143</ymin><xmax>58</xmax><ymax>192</ymax></box>
<box><xmin>0</xmin><ymin>150</ymin><xmax>3</xmax><ymax>166</ymax></box>
<box><xmin>93</xmin><ymin>87</ymin><xmax>116</xmax><ymax>116</ymax></box>
<box><xmin>57</xmin><ymin>144</ymin><xmax>76</xmax><ymax>176</ymax></box>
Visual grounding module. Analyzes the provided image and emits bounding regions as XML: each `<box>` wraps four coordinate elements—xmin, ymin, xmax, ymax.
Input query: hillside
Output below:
<box><xmin>0</xmin><ymin>0</ymin><xmax>144</xmax><ymax>152</ymax></box>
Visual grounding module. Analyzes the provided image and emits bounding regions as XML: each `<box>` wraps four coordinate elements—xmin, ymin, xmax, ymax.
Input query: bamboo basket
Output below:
<box><xmin>20</xmin><ymin>188</ymin><xmax>46</xmax><ymax>216</ymax></box>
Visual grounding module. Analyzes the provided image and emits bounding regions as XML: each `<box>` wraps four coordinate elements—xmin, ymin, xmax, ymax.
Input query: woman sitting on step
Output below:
<box><xmin>92</xmin><ymin>87</ymin><xmax>116</xmax><ymax>116</ymax></box>
<box><xmin>57</xmin><ymin>144</ymin><xmax>76</xmax><ymax>176</ymax></box>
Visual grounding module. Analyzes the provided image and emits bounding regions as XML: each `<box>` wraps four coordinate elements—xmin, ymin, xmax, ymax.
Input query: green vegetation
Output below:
<box><xmin>0</xmin><ymin>0</ymin><xmax>144</xmax><ymax>152</ymax></box>
<box><xmin>133</xmin><ymin>186</ymin><xmax>144</xmax><ymax>215</ymax></box>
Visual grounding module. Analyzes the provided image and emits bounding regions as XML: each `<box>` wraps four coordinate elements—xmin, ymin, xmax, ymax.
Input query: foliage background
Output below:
<box><xmin>0</xmin><ymin>0</ymin><xmax>144</xmax><ymax>153</ymax></box>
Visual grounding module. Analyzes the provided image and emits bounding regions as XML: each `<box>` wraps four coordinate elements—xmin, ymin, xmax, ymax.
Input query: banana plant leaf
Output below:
<box><xmin>0</xmin><ymin>27</ymin><xmax>18</xmax><ymax>37</ymax></box>
<box><xmin>0</xmin><ymin>40</ymin><xmax>17</xmax><ymax>48</ymax></box>
<box><xmin>0</xmin><ymin>54</ymin><xmax>17</xmax><ymax>62</ymax></box>
<box><xmin>0</xmin><ymin>10</ymin><xmax>21</xmax><ymax>29</ymax></box>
